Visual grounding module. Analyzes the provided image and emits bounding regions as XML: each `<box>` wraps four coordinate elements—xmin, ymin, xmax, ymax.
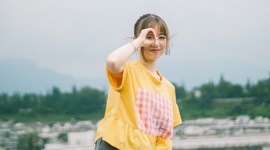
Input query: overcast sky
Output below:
<box><xmin>1</xmin><ymin>0</ymin><xmax>270</xmax><ymax>89</ymax></box>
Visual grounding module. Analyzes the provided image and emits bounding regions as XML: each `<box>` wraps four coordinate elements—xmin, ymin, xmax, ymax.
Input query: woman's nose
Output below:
<box><xmin>152</xmin><ymin>38</ymin><xmax>159</xmax><ymax>47</ymax></box>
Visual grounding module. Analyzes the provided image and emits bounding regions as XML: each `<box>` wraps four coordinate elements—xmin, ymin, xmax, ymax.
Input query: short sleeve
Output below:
<box><xmin>172</xmin><ymin>87</ymin><xmax>182</xmax><ymax>127</ymax></box>
<box><xmin>106</xmin><ymin>61</ymin><xmax>130</xmax><ymax>90</ymax></box>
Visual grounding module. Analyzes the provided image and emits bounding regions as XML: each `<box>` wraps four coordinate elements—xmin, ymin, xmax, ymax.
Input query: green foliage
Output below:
<box><xmin>17</xmin><ymin>132</ymin><xmax>44</xmax><ymax>150</ymax></box>
<box><xmin>0</xmin><ymin>86</ymin><xmax>106</xmax><ymax>116</ymax></box>
<box><xmin>0</xmin><ymin>77</ymin><xmax>270</xmax><ymax>122</ymax></box>
<box><xmin>172</xmin><ymin>82</ymin><xmax>186</xmax><ymax>100</ymax></box>
<box><xmin>250</xmin><ymin>78</ymin><xmax>270</xmax><ymax>104</ymax></box>
<box><xmin>58</xmin><ymin>133</ymin><xmax>68</xmax><ymax>143</ymax></box>
<box><xmin>174</xmin><ymin>76</ymin><xmax>270</xmax><ymax>119</ymax></box>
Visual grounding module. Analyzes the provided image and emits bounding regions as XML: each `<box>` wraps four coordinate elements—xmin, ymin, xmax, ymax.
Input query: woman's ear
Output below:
<box><xmin>132</xmin><ymin>36</ymin><xmax>136</xmax><ymax>40</ymax></box>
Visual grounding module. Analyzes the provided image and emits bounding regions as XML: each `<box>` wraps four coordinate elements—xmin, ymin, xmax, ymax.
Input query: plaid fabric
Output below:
<box><xmin>136</xmin><ymin>88</ymin><xmax>173</xmax><ymax>140</ymax></box>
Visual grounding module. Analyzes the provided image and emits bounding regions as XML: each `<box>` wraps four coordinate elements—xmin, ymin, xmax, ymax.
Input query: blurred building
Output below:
<box><xmin>1</xmin><ymin>117</ymin><xmax>270</xmax><ymax>150</ymax></box>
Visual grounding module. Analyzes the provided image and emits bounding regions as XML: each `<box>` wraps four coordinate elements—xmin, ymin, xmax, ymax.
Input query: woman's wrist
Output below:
<box><xmin>130</xmin><ymin>41</ymin><xmax>137</xmax><ymax>51</ymax></box>
<box><xmin>131</xmin><ymin>38</ymin><xmax>141</xmax><ymax>51</ymax></box>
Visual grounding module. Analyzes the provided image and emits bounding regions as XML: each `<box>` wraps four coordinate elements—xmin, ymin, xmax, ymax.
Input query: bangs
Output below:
<box><xmin>147</xmin><ymin>22</ymin><xmax>167</xmax><ymax>35</ymax></box>
<box><xmin>136</xmin><ymin>15</ymin><xmax>169</xmax><ymax>37</ymax></box>
<box><xmin>143</xmin><ymin>19</ymin><xmax>168</xmax><ymax>36</ymax></box>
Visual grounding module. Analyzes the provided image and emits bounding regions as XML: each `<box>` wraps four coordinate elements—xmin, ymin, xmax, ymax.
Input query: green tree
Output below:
<box><xmin>251</xmin><ymin>78</ymin><xmax>270</xmax><ymax>104</ymax></box>
<box><xmin>217</xmin><ymin>75</ymin><xmax>233</xmax><ymax>98</ymax></box>
<box><xmin>17</xmin><ymin>132</ymin><xmax>44</xmax><ymax>150</ymax></box>
<box><xmin>173</xmin><ymin>83</ymin><xmax>186</xmax><ymax>100</ymax></box>
<box><xmin>7</xmin><ymin>93</ymin><xmax>22</xmax><ymax>114</ymax></box>
<box><xmin>228</xmin><ymin>85</ymin><xmax>243</xmax><ymax>97</ymax></box>
<box><xmin>58</xmin><ymin>132</ymin><xmax>68</xmax><ymax>143</ymax></box>
<box><xmin>199</xmin><ymin>81</ymin><xmax>217</xmax><ymax>100</ymax></box>
<box><xmin>0</xmin><ymin>93</ymin><xmax>8</xmax><ymax>113</ymax></box>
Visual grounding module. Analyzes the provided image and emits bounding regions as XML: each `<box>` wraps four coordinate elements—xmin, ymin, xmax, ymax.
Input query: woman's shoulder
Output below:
<box><xmin>162</xmin><ymin>77</ymin><xmax>175</xmax><ymax>89</ymax></box>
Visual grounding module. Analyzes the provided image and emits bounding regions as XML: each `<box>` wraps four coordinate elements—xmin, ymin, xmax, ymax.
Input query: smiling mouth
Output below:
<box><xmin>150</xmin><ymin>49</ymin><xmax>160</xmax><ymax>53</ymax></box>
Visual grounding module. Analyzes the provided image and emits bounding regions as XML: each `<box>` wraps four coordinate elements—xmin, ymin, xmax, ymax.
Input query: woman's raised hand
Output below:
<box><xmin>133</xmin><ymin>28</ymin><xmax>157</xmax><ymax>49</ymax></box>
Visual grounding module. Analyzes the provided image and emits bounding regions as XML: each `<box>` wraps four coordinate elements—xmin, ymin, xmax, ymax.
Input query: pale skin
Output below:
<box><xmin>106</xmin><ymin>27</ymin><xmax>167</xmax><ymax>80</ymax></box>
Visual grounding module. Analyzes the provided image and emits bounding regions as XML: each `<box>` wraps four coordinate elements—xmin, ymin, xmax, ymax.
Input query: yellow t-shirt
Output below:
<box><xmin>94</xmin><ymin>60</ymin><xmax>182</xmax><ymax>150</ymax></box>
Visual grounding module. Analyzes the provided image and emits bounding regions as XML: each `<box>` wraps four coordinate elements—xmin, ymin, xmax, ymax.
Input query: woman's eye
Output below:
<box><xmin>147</xmin><ymin>36</ymin><xmax>153</xmax><ymax>40</ymax></box>
<box><xmin>159</xmin><ymin>36</ymin><xmax>166</xmax><ymax>40</ymax></box>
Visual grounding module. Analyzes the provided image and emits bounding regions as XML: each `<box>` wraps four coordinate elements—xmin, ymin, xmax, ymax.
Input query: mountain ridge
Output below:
<box><xmin>0</xmin><ymin>58</ymin><xmax>108</xmax><ymax>94</ymax></box>
<box><xmin>0</xmin><ymin>58</ymin><xmax>268</xmax><ymax>94</ymax></box>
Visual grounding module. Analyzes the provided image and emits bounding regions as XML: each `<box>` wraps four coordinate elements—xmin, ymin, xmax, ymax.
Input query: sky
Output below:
<box><xmin>1</xmin><ymin>0</ymin><xmax>270</xmax><ymax>90</ymax></box>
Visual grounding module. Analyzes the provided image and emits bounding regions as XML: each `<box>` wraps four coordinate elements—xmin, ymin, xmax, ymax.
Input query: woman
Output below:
<box><xmin>94</xmin><ymin>14</ymin><xmax>182</xmax><ymax>150</ymax></box>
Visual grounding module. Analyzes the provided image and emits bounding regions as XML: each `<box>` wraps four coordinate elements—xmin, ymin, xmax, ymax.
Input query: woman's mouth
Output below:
<box><xmin>150</xmin><ymin>49</ymin><xmax>160</xmax><ymax>53</ymax></box>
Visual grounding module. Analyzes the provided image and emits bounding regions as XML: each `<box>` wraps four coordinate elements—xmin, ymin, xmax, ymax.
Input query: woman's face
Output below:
<box><xmin>140</xmin><ymin>27</ymin><xmax>167</xmax><ymax>62</ymax></box>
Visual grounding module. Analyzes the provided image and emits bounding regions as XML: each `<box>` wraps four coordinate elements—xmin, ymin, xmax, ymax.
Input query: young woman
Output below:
<box><xmin>94</xmin><ymin>14</ymin><xmax>182</xmax><ymax>150</ymax></box>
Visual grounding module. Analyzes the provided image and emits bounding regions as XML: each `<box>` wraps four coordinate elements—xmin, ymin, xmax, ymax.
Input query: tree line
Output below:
<box><xmin>0</xmin><ymin>76</ymin><xmax>269</xmax><ymax>119</ymax></box>
<box><xmin>174</xmin><ymin>76</ymin><xmax>270</xmax><ymax>118</ymax></box>
<box><xmin>0</xmin><ymin>86</ymin><xmax>106</xmax><ymax>115</ymax></box>
<box><xmin>175</xmin><ymin>75</ymin><xmax>270</xmax><ymax>103</ymax></box>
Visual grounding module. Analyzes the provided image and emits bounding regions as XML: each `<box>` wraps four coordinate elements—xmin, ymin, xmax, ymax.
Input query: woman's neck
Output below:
<box><xmin>139</xmin><ymin>58</ymin><xmax>160</xmax><ymax>80</ymax></box>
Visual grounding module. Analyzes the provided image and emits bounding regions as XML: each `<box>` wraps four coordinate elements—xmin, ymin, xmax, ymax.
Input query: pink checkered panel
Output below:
<box><xmin>135</xmin><ymin>88</ymin><xmax>173</xmax><ymax>140</ymax></box>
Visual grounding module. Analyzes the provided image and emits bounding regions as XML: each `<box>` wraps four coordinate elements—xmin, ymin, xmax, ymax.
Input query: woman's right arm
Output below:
<box><xmin>106</xmin><ymin>38</ymin><xmax>141</xmax><ymax>74</ymax></box>
<box><xmin>106</xmin><ymin>28</ymin><xmax>156</xmax><ymax>74</ymax></box>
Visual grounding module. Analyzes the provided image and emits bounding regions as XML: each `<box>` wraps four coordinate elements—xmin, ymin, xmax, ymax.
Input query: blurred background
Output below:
<box><xmin>0</xmin><ymin>0</ymin><xmax>270</xmax><ymax>150</ymax></box>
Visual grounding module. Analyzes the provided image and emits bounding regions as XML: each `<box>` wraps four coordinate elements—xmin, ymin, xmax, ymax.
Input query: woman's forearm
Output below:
<box><xmin>106</xmin><ymin>28</ymin><xmax>155</xmax><ymax>74</ymax></box>
<box><xmin>106</xmin><ymin>39</ymin><xmax>140</xmax><ymax>74</ymax></box>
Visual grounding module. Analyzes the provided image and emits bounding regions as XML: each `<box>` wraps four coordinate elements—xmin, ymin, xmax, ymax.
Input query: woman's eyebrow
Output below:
<box><xmin>158</xmin><ymin>33</ymin><xmax>166</xmax><ymax>36</ymax></box>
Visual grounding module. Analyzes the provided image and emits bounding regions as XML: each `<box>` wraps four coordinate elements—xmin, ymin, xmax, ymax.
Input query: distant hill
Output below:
<box><xmin>157</xmin><ymin>58</ymin><xmax>269</xmax><ymax>89</ymax></box>
<box><xmin>0</xmin><ymin>59</ymin><xmax>108</xmax><ymax>94</ymax></box>
<box><xmin>0</xmin><ymin>58</ymin><xmax>268</xmax><ymax>94</ymax></box>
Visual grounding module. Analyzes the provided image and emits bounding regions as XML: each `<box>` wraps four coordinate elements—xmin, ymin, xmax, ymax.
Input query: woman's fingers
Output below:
<box><xmin>139</xmin><ymin>28</ymin><xmax>157</xmax><ymax>47</ymax></box>
<box><xmin>147</xmin><ymin>28</ymin><xmax>157</xmax><ymax>40</ymax></box>
<box><xmin>141</xmin><ymin>28</ymin><xmax>157</xmax><ymax>40</ymax></box>
<box><xmin>134</xmin><ymin>28</ymin><xmax>157</xmax><ymax>49</ymax></box>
